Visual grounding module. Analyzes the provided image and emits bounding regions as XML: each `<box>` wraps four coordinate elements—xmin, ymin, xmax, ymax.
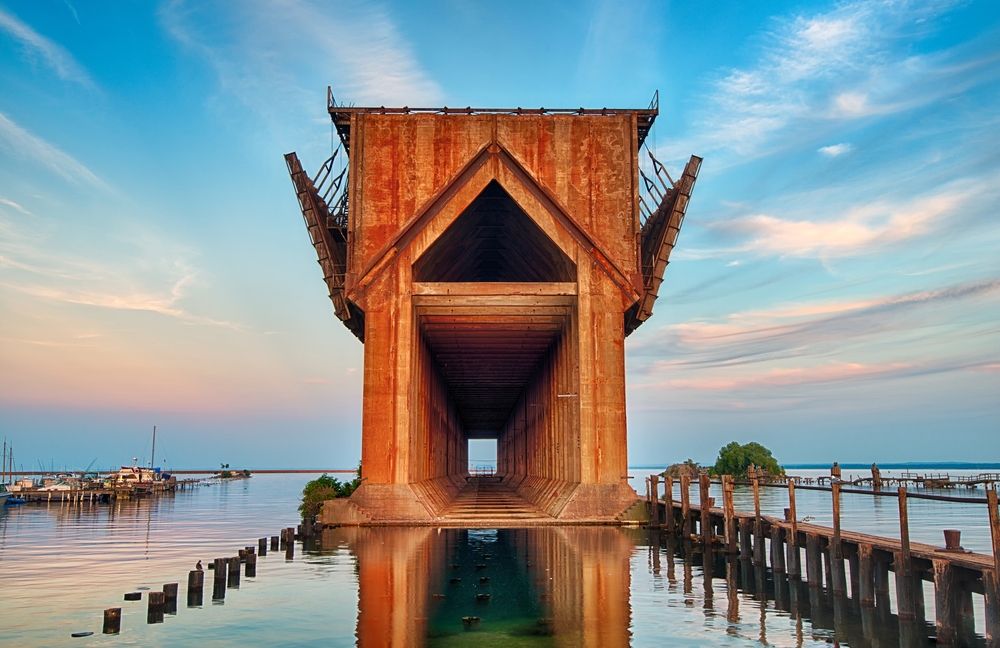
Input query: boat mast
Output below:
<box><xmin>150</xmin><ymin>425</ymin><xmax>156</xmax><ymax>471</ymax></box>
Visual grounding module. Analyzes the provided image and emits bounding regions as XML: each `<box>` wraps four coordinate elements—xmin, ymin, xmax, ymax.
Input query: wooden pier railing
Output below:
<box><xmin>645</xmin><ymin>473</ymin><xmax>1000</xmax><ymax>645</ymax></box>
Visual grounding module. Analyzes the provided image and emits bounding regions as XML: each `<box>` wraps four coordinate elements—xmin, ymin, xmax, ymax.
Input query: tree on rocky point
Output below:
<box><xmin>711</xmin><ymin>441</ymin><xmax>783</xmax><ymax>478</ymax></box>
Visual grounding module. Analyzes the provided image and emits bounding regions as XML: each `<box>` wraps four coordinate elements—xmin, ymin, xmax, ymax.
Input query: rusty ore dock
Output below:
<box><xmin>286</xmin><ymin>91</ymin><xmax>700</xmax><ymax>525</ymax></box>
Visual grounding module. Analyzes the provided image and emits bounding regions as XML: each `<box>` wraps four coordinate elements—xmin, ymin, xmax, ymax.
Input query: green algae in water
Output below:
<box><xmin>426</xmin><ymin>529</ymin><xmax>555</xmax><ymax>646</ymax></box>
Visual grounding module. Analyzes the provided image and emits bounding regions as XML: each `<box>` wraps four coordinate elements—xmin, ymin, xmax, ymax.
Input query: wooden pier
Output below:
<box><xmin>646</xmin><ymin>475</ymin><xmax>1000</xmax><ymax>645</ymax></box>
<box><xmin>13</xmin><ymin>479</ymin><xmax>199</xmax><ymax>503</ymax></box>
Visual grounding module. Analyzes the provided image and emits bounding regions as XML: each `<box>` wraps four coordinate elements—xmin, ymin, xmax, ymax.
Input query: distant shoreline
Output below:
<box><xmin>10</xmin><ymin>468</ymin><xmax>358</xmax><ymax>476</ymax></box>
<box><xmin>629</xmin><ymin>462</ymin><xmax>1000</xmax><ymax>471</ymax></box>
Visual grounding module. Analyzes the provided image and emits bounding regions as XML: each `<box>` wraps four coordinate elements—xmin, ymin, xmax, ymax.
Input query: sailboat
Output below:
<box><xmin>112</xmin><ymin>426</ymin><xmax>173</xmax><ymax>493</ymax></box>
<box><xmin>2</xmin><ymin>441</ymin><xmax>15</xmax><ymax>505</ymax></box>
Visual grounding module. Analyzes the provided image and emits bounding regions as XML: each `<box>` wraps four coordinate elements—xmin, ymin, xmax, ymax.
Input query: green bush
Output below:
<box><xmin>299</xmin><ymin>467</ymin><xmax>361</xmax><ymax>521</ymax></box>
<box><xmin>711</xmin><ymin>441</ymin><xmax>784</xmax><ymax>478</ymax></box>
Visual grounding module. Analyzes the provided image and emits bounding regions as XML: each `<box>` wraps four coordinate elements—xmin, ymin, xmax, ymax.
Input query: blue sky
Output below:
<box><xmin>1</xmin><ymin>0</ymin><xmax>998</xmax><ymax>471</ymax></box>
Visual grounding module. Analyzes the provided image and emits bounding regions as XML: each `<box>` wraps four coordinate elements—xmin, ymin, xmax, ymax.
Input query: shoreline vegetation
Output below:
<box><xmin>299</xmin><ymin>466</ymin><xmax>361</xmax><ymax>521</ymax></box>
<box><xmin>663</xmin><ymin>441</ymin><xmax>785</xmax><ymax>481</ymax></box>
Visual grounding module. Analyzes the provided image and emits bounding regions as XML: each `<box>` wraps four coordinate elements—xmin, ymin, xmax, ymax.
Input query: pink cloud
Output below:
<box><xmin>644</xmin><ymin>361</ymin><xmax>910</xmax><ymax>392</ymax></box>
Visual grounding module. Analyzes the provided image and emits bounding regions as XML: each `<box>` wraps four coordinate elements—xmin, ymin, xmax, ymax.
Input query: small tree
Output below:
<box><xmin>299</xmin><ymin>465</ymin><xmax>362</xmax><ymax>521</ymax></box>
<box><xmin>711</xmin><ymin>441</ymin><xmax>783</xmax><ymax>478</ymax></box>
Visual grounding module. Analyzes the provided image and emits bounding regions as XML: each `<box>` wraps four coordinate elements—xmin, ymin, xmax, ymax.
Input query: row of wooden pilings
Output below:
<box><xmin>98</xmin><ymin>526</ymin><xmax>299</xmax><ymax>635</ymax></box>
<box><xmin>645</xmin><ymin>473</ymin><xmax>1000</xmax><ymax>646</ymax></box>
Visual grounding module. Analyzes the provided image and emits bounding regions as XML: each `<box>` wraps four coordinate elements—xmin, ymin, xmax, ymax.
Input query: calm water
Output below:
<box><xmin>1</xmin><ymin>471</ymin><xmax>995</xmax><ymax>646</ymax></box>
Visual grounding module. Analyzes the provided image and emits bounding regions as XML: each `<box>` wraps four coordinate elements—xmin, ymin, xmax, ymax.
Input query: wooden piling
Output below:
<box><xmin>874</xmin><ymin>559</ymin><xmax>891</xmax><ymax>612</ymax></box>
<box><xmin>984</xmin><ymin>568</ymin><xmax>999</xmax><ymax>645</ymax></box>
<box><xmin>680</xmin><ymin>475</ymin><xmax>691</xmax><ymax>538</ymax></box>
<box><xmin>830</xmin><ymin>482</ymin><xmax>847</xmax><ymax>597</ymax></box>
<box><xmin>806</xmin><ymin>533</ymin><xmax>822</xmax><ymax>587</ymax></box>
<box><xmin>752</xmin><ymin>476</ymin><xmax>764</xmax><ymax>566</ymax></box>
<box><xmin>785</xmin><ymin>485</ymin><xmax>801</xmax><ymax>579</ymax></box>
<box><xmin>212</xmin><ymin>558</ymin><xmax>227</xmax><ymax>600</ymax></box>
<box><xmin>228</xmin><ymin>556</ymin><xmax>240</xmax><ymax>587</ymax></box>
<box><xmin>786</xmin><ymin>535</ymin><xmax>801</xmax><ymax>580</ymax></box>
<box><xmin>649</xmin><ymin>474</ymin><xmax>660</xmax><ymax>528</ymax></box>
<box><xmin>102</xmin><ymin>608</ymin><xmax>121</xmax><ymax>634</ymax></box>
<box><xmin>259</xmin><ymin>537</ymin><xmax>268</xmax><ymax>556</ymax></box>
<box><xmin>285</xmin><ymin>527</ymin><xmax>295</xmax><ymax>559</ymax></box>
<box><xmin>933</xmin><ymin>559</ymin><xmax>957</xmax><ymax>644</ymax></box>
<box><xmin>848</xmin><ymin>547</ymin><xmax>860</xmax><ymax>603</ymax></box>
<box><xmin>957</xmin><ymin>583</ymin><xmax>975</xmax><ymax>645</ymax></box>
<box><xmin>700</xmin><ymin>474</ymin><xmax>712</xmax><ymax>547</ymax></box>
<box><xmin>771</xmin><ymin>525</ymin><xmax>785</xmax><ymax>573</ymax></box>
<box><xmin>858</xmin><ymin>543</ymin><xmax>875</xmax><ymax>607</ymax></box>
<box><xmin>271</xmin><ymin>535</ymin><xmax>279</xmax><ymax>551</ymax></box>
<box><xmin>664</xmin><ymin>476</ymin><xmax>675</xmax><ymax>535</ymax></box>
<box><xmin>163</xmin><ymin>583</ymin><xmax>177</xmax><ymax>615</ymax></box>
<box><xmin>894</xmin><ymin>550</ymin><xmax>914</xmax><ymax>620</ymax></box>
<box><xmin>739</xmin><ymin>518</ymin><xmax>752</xmax><ymax>560</ymax></box>
<box><xmin>187</xmin><ymin>570</ymin><xmax>204</xmax><ymax>607</ymax></box>
<box><xmin>988</xmin><ymin>487</ymin><xmax>1000</xmax><ymax>646</ymax></box>
<box><xmin>989</xmin><ymin>488</ymin><xmax>1000</xmax><ymax>575</ymax></box>
<box><xmin>894</xmin><ymin>486</ymin><xmax>916</xmax><ymax>620</ymax></box>
<box><xmin>147</xmin><ymin>591</ymin><xmax>165</xmax><ymax>624</ymax></box>
<box><xmin>722</xmin><ymin>475</ymin><xmax>736</xmax><ymax>554</ymax></box>
<box><xmin>246</xmin><ymin>551</ymin><xmax>257</xmax><ymax>577</ymax></box>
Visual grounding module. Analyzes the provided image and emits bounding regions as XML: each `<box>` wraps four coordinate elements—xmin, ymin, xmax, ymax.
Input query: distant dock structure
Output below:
<box><xmin>286</xmin><ymin>89</ymin><xmax>701</xmax><ymax>524</ymax></box>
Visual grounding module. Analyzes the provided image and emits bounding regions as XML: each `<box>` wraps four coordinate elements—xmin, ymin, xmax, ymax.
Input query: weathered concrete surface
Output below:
<box><xmin>294</xmin><ymin>107</ymin><xmax>699</xmax><ymax>524</ymax></box>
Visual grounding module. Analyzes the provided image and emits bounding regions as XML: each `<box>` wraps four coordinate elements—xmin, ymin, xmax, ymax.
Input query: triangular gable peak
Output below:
<box><xmin>347</xmin><ymin>141</ymin><xmax>639</xmax><ymax>303</ymax></box>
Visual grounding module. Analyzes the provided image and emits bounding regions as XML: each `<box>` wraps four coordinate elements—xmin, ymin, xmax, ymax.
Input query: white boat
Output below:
<box><xmin>112</xmin><ymin>465</ymin><xmax>166</xmax><ymax>485</ymax></box>
<box><xmin>0</xmin><ymin>485</ymin><xmax>9</xmax><ymax>505</ymax></box>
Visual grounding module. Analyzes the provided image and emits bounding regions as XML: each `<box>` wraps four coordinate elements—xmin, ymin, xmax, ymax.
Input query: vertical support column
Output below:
<box><xmin>752</xmin><ymin>476</ymin><xmax>764</xmax><ymax>566</ymax></box>
<box><xmin>806</xmin><ymin>533</ymin><xmax>822</xmax><ymax>587</ymax></box>
<box><xmin>664</xmin><ymin>476</ymin><xmax>675</xmax><ymax>535</ymax></box>
<box><xmin>896</xmin><ymin>486</ymin><xmax>915</xmax><ymax>620</ymax></box>
<box><xmin>986</xmin><ymin>487</ymin><xmax>1000</xmax><ymax>644</ymax></box>
<box><xmin>933</xmin><ymin>559</ymin><xmax>957</xmax><ymax>645</ymax></box>
<box><xmin>787</xmin><ymin>481</ymin><xmax>800</xmax><ymax>579</ymax></box>
<box><xmin>956</xmin><ymin>582</ymin><xmax>975</xmax><ymax>645</ymax></box>
<box><xmin>830</xmin><ymin>482</ymin><xmax>847</xmax><ymax>597</ymax></box>
<box><xmin>875</xmin><ymin>559</ymin><xmax>892</xmax><ymax>613</ymax></box>
<box><xmin>722</xmin><ymin>475</ymin><xmax>736</xmax><ymax>554</ymax></box>
<box><xmin>849</xmin><ymin>548</ymin><xmax>860</xmax><ymax>603</ymax></box>
<box><xmin>700</xmin><ymin>474</ymin><xmax>712</xmax><ymax>548</ymax></box>
<box><xmin>739</xmin><ymin>518</ymin><xmax>752</xmax><ymax>560</ymax></box>
<box><xmin>771</xmin><ymin>525</ymin><xmax>785</xmax><ymax>573</ymax></box>
<box><xmin>680</xmin><ymin>475</ymin><xmax>691</xmax><ymax>538</ymax></box>
<box><xmin>649</xmin><ymin>474</ymin><xmax>661</xmax><ymax>529</ymax></box>
<box><xmin>858</xmin><ymin>543</ymin><xmax>875</xmax><ymax>608</ymax></box>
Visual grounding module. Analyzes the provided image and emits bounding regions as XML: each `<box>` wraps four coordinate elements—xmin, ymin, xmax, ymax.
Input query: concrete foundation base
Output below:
<box><xmin>321</xmin><ymin>477</ymin><xmax>644</xmax><ymax>527</ymax></box>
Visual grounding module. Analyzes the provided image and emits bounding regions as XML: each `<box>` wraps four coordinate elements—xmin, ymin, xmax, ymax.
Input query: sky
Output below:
<box><xmin>1</xmin><ymin>0</ymin><xmax>998</xmax><ymax>472</ymax></box>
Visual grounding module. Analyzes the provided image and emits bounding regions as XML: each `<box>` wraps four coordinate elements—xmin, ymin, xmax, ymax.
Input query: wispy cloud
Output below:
<box><xmin>631</xmin><ymin>276</ymin><xmax>1000</xmax><ymax>371</ymax></box>
<box><xmin>0</xmin><ymin>112</ymin><xmax>106</xmax><ymax>188</ymax></box>
<box><xmin>161</xmin><ymin>0</ymin><xmax>442</xmax><ymax>120</ymax></box>
<box><xmin>818</xmin><ymin>143</ymin><xmax>852</xmax><ymax>156</ymax></box>
<box><xmin>0</xmin><ymin>196</ymin><xmax>33</xmax><ymax>216</ymax></box>
<box><xmin>0</xmin><ymin>6</ymin><xmax>93</xmax><ymax>87</ymax></box>
<box><xmin>681</xmin><ymin>173</ymin><xmax>995</xmax><ymax>261</ymax></box>
<box><xmin>646</xmin><ymin>361</ymin><xmax>911</xmax><ymax>391</ymax></box>
<box><xmin>663</xmin><ymin>0</ymin><xmax>978</xmax><ymax>163</ymax></box>
<box><xmin>0</xmin><ymin>211</ymin><xmax>238</xmax><ymax>329</ymax></box>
